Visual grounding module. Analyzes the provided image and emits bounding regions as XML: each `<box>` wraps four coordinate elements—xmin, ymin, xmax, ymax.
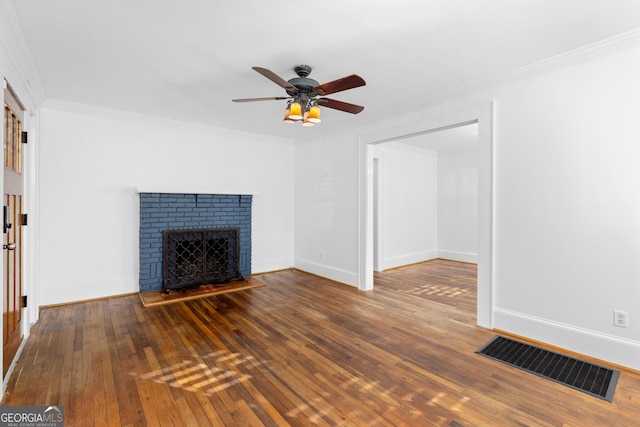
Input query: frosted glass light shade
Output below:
<box><xmin>307</xmin><ymin>105</ymin><xmax>321</xmax><ymax>123</ymax></box>
<box><xmin>283</xmin><ymin>107</ymin><xmax>295</xmax><ymax>123</ymax></box>
<box><xmin>289</xmin><ymin>102</ymin><xmax>303</xmax><ymax>120</ymax></box>
<box><xmin>302</xmin><ymin>111</ymin><xmax>314</xmax><ymax>126</ymax></box>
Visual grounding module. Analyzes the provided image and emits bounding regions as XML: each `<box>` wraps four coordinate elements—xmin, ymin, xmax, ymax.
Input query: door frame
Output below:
<box><xmin>1</xmin><ymin>79</ymin><xmax>35</xmax><ymax>387</ymax></box>
<box><xmin>357</xmin><ymin>103</ymin><xmax>494</xmax><ymax>328</ymax></box>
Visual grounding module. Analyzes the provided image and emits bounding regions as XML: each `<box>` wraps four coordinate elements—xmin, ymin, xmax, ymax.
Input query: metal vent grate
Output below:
<box><xmin>163</xmin><ymin>228</ymin><xmax>242</xmax><ymax>291</ymax></box>
<box><xmin>476</xmin><ymin>336</ymin><xmax>619</xmax><ymax>402</ymax></box>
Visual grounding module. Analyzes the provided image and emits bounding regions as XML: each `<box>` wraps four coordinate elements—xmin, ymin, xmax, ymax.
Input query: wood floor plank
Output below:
<box><xmin>171</xmin><ymin>304</ymin><xmax>299</xmax><ymax>426</ymax></box>
<box><xmin>3</xmin><ymin>260</ymin><xmax>640</xmax><ymax>426</ymax></box>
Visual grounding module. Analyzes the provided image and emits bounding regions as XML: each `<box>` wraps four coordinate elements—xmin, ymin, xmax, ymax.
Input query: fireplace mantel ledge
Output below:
<box><xmin>135</xmin><ymin>186</ymin><xmax>258</xmax><ymax>195</ymax></box>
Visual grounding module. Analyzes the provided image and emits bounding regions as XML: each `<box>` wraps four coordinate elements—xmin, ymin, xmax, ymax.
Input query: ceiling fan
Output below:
<box><xmin>232</xmin><ymin>65</ymin><xmax>366</xmax><ymax>126</ymax></box>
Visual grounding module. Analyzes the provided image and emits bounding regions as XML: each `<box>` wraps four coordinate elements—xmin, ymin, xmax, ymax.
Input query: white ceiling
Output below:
<box><xmin>9</xmin><ymin>0</ymin><xmax>640</xmax><ymax>139</ymax></box>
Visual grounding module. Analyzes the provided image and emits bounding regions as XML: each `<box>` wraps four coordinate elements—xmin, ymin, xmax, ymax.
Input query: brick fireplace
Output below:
<box><xmin>138</xmin><ymin>192</ymin><xmax>252</xmax><ymax>293</ymax></box>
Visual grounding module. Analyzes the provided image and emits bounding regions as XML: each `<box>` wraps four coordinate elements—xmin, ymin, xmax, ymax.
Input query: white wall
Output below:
<box><xmin>294</xmin><ymin>41</ymin><xmax>640</xmax><ymax>369</ymax></box>
<box><xmin>369</xmin><ymin>141</ymin><xmax>477</xmax><ymax>271</ymax></box>
<box><xmin>293</xmin><ymin>133</ymin><xmax>360</xmax><ymax>284</ymax></box>
<box><xmin>375</xmin><ymin>142</ymin><xmax>439</xmax><ymax>270</ymax></box>
<box><xmin>438</xmin><ymin>146</ymin><xmax>478</xmax><ymax>263</ymax></box>
<box><xmin>490</xmin><ymin>46</ymin><xmax>640</xmax><ymax>368</ymax></box>
<box><xmin>38</xmin><ymin>105</ymin><xmax>295</xmax><ymax>306</ymax></box>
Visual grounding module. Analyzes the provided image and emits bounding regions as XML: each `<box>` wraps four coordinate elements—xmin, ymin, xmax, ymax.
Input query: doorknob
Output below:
<box><xmin>3</xmin><ymin>243</ymin><xmax>16</xmax><ymax>250</ymax></box>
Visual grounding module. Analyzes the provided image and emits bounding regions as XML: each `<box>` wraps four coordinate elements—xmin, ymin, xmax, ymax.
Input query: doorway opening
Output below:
<box><xmin>371</xmin><ymin>123</ymin><xmax>478</xmax><ymax>271</ymax></box>
<box><xmin>358</xmin><ymin>104</ymin><xmax>493</xmax><ymax>328</ymax></box>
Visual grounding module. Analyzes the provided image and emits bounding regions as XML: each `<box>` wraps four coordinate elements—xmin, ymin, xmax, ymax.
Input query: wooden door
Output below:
<box><xmin>3</xmin><ymin>86</ymin><xmax>24</xmax><ymax>376</ymax></box>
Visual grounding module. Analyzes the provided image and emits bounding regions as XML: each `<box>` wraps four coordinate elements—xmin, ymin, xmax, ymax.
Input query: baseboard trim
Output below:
<box><xmin>438</xmin><ymin>250</ymin><xmax>477</xmax><ymax>264</ymax></box>
<box><xmin>40</xmin><ymin>292</ymin><xmax>139</xmax><ymax>310</ymax></box>
<box><xmin>494</xmin><ymin>307</ymin><xmax>640</xmax><ymax>372</ymax></box>
<box><xmin>2</xmin><ymin>336</ymin><xmax>28</xmax><ymax>394</ymax></box>
<box><xmin>384</xmin><ymin>250</ymin><xmax>439</xmax><ymax>270</ymax></box>
<box><xmin>293</xmin><ymin>258</ymin><xmax>357</xmax><ymax>287</ymax></box>
<box><xmin>252</xmin><ymin>259</ymin><xmax>294</xmax><ymax>274</ymax></box>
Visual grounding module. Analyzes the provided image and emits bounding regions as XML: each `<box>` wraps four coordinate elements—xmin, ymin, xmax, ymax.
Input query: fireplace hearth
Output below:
<box><xmin>164</xmin><ymin>228</ymin><xmax>243</xmax><ymax>292</ymax></box>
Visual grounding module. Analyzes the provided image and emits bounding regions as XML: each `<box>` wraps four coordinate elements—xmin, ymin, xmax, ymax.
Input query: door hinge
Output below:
<box><xmin>3</xmin><ymin>206</ymin><xmax>11</xmax><ymax>234</ymax></box>
<box><xmin>21</xmin><ymin>295</ymin><xmax>27</xmax><ymax>308</ymax></box>
<box><xmin>22</xmin><ymin>131</ymin><xmax>28</xmax><ymax>144</ymax></box>
<box><xmin>21</xmin><ymin>213</ymin><xmax>28</xmax><ymax>226</ymax></box>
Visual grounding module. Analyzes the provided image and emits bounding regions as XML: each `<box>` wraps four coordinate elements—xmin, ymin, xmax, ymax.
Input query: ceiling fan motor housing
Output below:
<box><xmin>286</xmin><ymin>65</ymin><xmax>319</xmax><ymax>97</ymax></box>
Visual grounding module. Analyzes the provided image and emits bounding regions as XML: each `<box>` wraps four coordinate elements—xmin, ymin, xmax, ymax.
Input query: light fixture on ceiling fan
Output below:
<box><xmin>232</xmin><ymin>65</ymin><xmax>366</xmax><ymax>126</ymax></box>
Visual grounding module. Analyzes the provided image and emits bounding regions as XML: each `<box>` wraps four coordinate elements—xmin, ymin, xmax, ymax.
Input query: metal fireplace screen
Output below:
<box><xmin>163</xmin><ymin>228</ymin><xmax>242</xmax><ymax>291</ymax></box>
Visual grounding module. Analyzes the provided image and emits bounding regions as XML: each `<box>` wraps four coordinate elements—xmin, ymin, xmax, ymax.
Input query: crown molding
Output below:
<box><xmin>476</xmin><ymin>27</ymin><xmax>640</xmax><ymax>87</ymax></box>
<box><xmin>0</xmin><ymin>2</ymin><xmax>46</xmax><ymax>110</ymax></box>
<box><xmin>416</xmin><ymin>28</ymin><xmax>640</xmax><ymax>110</ymax></box>
<box><xmin>351</xmin><ymin>28</ymin><xmax>640</xmax><ymax>130</ymax></box>
<box><xmin>41</xmin><ymin>98</ymin><xmax>294</xmax><ymax>144</ymax></box>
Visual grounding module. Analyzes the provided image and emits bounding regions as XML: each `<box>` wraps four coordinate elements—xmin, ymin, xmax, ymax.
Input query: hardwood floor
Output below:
<box><xmin>3</xmin><ymin>260</ymin><xmax>640</xmax><ymax>426</ymax></box>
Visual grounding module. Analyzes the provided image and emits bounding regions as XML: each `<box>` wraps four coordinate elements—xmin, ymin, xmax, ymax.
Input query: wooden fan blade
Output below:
<box><xmin>252</xmin><ymin>67</ymin><xmax>298</xmax><ymax>92</ymax></box>
<box><xmin>317</xmin><ymin>98</ymin><xmax>364</xmax><ymax>114</ymax></box>
<box><xmin>232</xmin><ymin>96</ymin><xmax>291</xmax><ymax>103</ymax></box>
<box><xmin>312</xmin><ymin>74</ymin><xmax>365</xmax><ymax>96</ymax></box>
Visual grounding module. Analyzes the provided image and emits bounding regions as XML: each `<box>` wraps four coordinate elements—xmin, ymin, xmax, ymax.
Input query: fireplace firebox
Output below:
<box><xmin>163</xmin><ymin>227</ymin><xmax>243</xmax><ymax>291</ymax></box>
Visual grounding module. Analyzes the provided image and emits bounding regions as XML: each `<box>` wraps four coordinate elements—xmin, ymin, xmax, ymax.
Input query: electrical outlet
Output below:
<box><xmin>614</xmin><ymin>310</ymin><xmax>628</xmax><ymax>328</ymax></box>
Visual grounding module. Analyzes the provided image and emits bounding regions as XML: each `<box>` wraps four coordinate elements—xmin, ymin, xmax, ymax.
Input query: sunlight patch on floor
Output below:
<box><xmin>405</xmin><ymin>284</ymin><xmax>468</xmax><ymax>297</ymax></box>
<box><xmin>137</xmin><ymin>349</ymin><xmax>264</xmax><ymax>395</ymax></box>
